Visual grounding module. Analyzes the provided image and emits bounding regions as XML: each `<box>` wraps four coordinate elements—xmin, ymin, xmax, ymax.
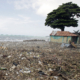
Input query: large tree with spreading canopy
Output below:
<box><xmin>45</xmin><ymin>2</ymin><xmax>80</xmax><ymax>31</ymax></box>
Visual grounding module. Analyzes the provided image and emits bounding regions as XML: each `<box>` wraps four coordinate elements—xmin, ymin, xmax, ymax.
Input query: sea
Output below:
<box><xmin>0</xmin><ymin>34</ymin><xmax>50</xmax><ymax>42</ymax></box>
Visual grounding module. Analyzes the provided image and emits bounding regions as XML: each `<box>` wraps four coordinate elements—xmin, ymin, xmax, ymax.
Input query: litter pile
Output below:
<box><xmin>0</xmin><ymin>41</ymin><xmax>80</xmax><ymax>80</ymax></box>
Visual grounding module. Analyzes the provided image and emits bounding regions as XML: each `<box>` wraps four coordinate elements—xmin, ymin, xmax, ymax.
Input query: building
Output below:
<box><xmin>50</xmin><ymin>31</ymin><xmax>78</xmax><ymax>44</ymax></box>
<box><xmin>73</xmin><ymin>32</ymin><xmax>80</xmax><ymax>44</ymax></box>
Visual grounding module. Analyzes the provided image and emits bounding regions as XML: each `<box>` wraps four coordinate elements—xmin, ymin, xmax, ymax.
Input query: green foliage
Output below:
<box><xmin>45</xmin><ymin>2</ymin><xmax>80</xmax><ymax>31</ymax></box>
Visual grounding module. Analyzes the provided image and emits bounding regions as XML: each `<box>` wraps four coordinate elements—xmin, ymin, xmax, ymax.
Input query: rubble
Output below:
<box><xmin>0</xmin><ymin>41</ymin><xmax>80</xmax><ymax>80</ymax></box>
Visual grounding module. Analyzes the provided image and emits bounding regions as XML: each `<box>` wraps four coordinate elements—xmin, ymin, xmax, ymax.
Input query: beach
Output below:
<box><xmin>0</xmin><ymin>41</ymin><xmax>80</xmax><ymax>80</ymax></box>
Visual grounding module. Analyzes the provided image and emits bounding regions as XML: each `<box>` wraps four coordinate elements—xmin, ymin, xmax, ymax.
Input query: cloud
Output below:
<box><xmin>32</xmin><ymin>0</ymin><xmax>59</xmax><ymax>16</ymax></box>
<box><xmin>5</xmin><ymin>0</ymin><xmax>80</xmax><ymax>36</ymax></box>
<box><xmin>0</xmin><ymin>16</ymin><xmax>51</xmax><ymax>36</ymax></box>
<box><xmin>14</xmin><ymin>0</ymin><xmax>31</xmax><ymax>9</ymax></box>
<box><xmin>8</xmin><ymin>0</ymin><xmax>80</xmax><ymax>16</ymax></box>
<box><xmin>0</xmin><ymin>15</ymin><xmax>35</xmax><ymax>34</ymax></box>
<box><xmin>0</xmin><ymin>15</ymin><xmax>37</xmax><ymax>26</ymax></box>
<box><xmin>0</xmin><ymin>15</ymin><xmax>79</xmax><ymax>36</ymax></box>
<box><xmin>32</xmin><ymin>0</ymin><xmax>80</xmax><ymax>16</ymax></box>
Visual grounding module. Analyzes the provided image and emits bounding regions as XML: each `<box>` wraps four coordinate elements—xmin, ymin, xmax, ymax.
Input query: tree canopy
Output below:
<box><xmin>45</xmin><ymin>2</ymin><xmax>80</xmax><ymax>31</ymax></box>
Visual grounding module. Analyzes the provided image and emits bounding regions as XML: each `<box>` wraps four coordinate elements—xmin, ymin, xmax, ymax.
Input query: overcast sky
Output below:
<box><xmin>0</xmin><ymin>0</ymin><xmax>80</xmax><ymax>36</ymax></box>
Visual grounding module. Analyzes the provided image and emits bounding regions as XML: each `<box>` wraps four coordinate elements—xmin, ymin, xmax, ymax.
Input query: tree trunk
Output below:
<box><xmin>61</xmin><ymin>27</ymin><xmax>65</xmax><ymax>31</ymax></box>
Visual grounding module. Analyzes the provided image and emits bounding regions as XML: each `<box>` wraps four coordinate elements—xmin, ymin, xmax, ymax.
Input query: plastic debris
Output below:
<box><xmin>10</xmin><ymin>65</ymin><xmax>16</xmax><ymax>71</ymax></box>
<box><xmin>54</xmin><ymin>76</ymin><xmax>58</xmax><ymax>80</ymax></box>
<box><xmin>0</xmin><ymin>67</ymin><xmax>7</xmax><ymax>70</ymax></box>
<box><xmin>38</xmin><ymin>61</ymin><xmax>42</xmax><ymax>65</ymax></box>
<box><xmin>49</xmin><ymin>68</ymin><xmax>53</xmax><ymax>72</ymax></box>
<box><xmin>2</xmin><ymin>55</ymin><xmax>7</xmax><ymax>58</ymax></box>
<box><xmin>13</xmin><ymin>62</ymin><xmax>19</xmax><ymax>66</ymax></box>
<box><xmin>19</xmin><ymin>69</ymin><xmax>31</xmax><ymax>74</ymax></box>
<box><xmin>23</xmin><ymin>71</ymin><xmax>31</xmax><ymax>73</ymax></box>
<box><xmin>38</xmin><ymin>71</ymin><xmax>46</xmax><ymax>75</ymax></box>
<box><xmin>21</xmin><ymin>57</ymin><xmax>26</xmax><ymax>59</ymax></box>
<box><xmin>61</xmin><ymin>43</ymin><xmax>70</xmax><ymax>48</ymax></box>
<box><xmin>7</xmin><ymin>55</ymin><xmax>11</xmax><ymax>58</ymax></box>
<box><xmin>61</xmin><ymin>43</ymin><xmax>65</xmax><ymax>48</ymax></box>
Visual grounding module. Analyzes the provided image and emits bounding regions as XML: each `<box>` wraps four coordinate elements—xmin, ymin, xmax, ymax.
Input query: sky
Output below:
<box><xmin>0</xmin><ymin>0</ymin><xmax>80</xmax><ymax>36</ymax></box>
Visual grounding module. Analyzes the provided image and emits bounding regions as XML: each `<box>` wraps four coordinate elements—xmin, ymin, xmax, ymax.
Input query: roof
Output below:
<box><xmin>50</xmin><ymin>31</ymin><xmax>77</xmax><ymax>36</ymax></box>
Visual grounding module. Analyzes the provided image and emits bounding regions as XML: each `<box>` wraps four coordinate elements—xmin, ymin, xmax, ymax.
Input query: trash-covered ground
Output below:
<box><xmin>0</xmin><ymin>41</ymin><xmax>80</xmax><ymax>80</ymax></box>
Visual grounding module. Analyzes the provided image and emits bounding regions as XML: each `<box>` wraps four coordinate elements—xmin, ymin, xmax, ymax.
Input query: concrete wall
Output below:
<box><xmin>50</xmin><ymin>36</ymin><xmax>71</xmax><ymax>43</ymax></box>
<box><xmin>67</xmin><ymin>36</ymin><xmax>71</xmax><ymax>43</ymax></box>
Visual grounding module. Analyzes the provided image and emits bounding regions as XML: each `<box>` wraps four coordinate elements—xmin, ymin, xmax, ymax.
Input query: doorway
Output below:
<box><xmin>71</xmin><ymin>37</ymin><xmax>78</xmax><ymax>44</ymax></box>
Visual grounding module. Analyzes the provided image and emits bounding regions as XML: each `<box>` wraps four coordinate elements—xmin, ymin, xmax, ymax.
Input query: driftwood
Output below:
<box><xmin>69</xmin><ymin>40</ymin><xmax>77</xmax><ymax>48</ymax></box>
<box><xmin>71</xmin><ymin>42</ymin><xmax>77</xmax><ymax>48</ymax></box>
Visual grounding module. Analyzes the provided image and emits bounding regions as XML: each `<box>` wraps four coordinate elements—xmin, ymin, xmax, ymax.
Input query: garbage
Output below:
<box><xmin>61</xmin><ymin>43</ymin><xmax>65</xmax><ymax>48</ymax></box>
<box><xmin>71</xmin><ymin>42</ymin><xmax>77</xmax><ymax>48</ymax></box>
<box><xmin>0</xmin><ymin>41</ymin><xmax>79</xmax><ymax>79</ymax></box>
<box><xmin>0</xmin><ymin>71</ymin><xmax>5</xmax><ymax>80</ymax></box>
<box><xmin>61</xmin><ymin>42</ymin><xmax>77</xmax><ymax>48</ymax></box>
<box><xmin>6</xmin><ymin>73</ymin><xmax>8</xmax><ymax>75</ymax></box>
<box><xmin>7</xmin><ymin>55</ymin><xmax>11</xmax><ymax>58</ymax></box>
<box><xmin>65</xmin><ymin>44</ymin><xmax>70</xmax><ymax>47</ymax></box>
<box><xmin>58</xmin><ymin>74</ymin><xmax>68</xmax><ymax>80</ymax></box>
<box><xmin>38</xmin><ymin>71</ymin><xmax>46</xmax><ymax>75</ymax></box>
<box><xmin>37</xmin><ymin>55</ymin><xmax>40</xmax><ymax>58</ymax></box>
<box><xmin>54</xmin><ymin>76</ymin><xmax>58</xmax><ymax>80</ymax></box>
<box><xmin>20</xmin><ymin>54</ymin><xmax>22</xmax><ymax>57</ymax></box>
<box><xmin>13</xmin><ymin>62</ymin><xmax>19</xmax><ymax>66</ymax></box>
<box><xmin>38</xmin><ymin>61</ymin><xmax>42</xmax><ymax>65</ymax></box>
<box><xmin>61</xmin><ymin>43</ymin><xmax>70</xmax><ymax>48</ymax></box>
<box><xmin>37</xmin><ymin>46</ymin><xmax>40</xmax><ymax>48</ymax></box>
<box><xmin>2</xmin><ymin>55</ymin><xmax>7</xmax><ymax>58</ymax></box>
<box><xmin>68</xmin><ymin>40</ymin><xmax>77</xmax><ymax>48</ymax></box>
<box><xmin>21</xmin><ymin>57</ymin><xmax>26</xmax><ymax>60</ymax></box>
<box><xmin>16</xmin><ymin>72</ymin><xmax>19</xmax><ymax>74</ymax></box>
<box><xmin>20</xmin><ymin>70</ymin><xmax>31</xmax><ymax>73</ymax></box>
<box><xmin>23</xmin><ymin>71</ymin><xmax>31</xmax><ymax>73</ymax></box>
<box><xmin>19</xmin><ymin>68</ymin><xmax>31</xmax><ymax>74</ymax></box>
<box><xmin>0</xmin><ymin>67</ymin><xmax>7</xmax><ymax>70</ymax></box>
<box><xmin>10</xmin><ymin>65</ymin><xmax>16</xmax><ymax>71</ymax></box>
<box><xmin>48</xmin><ymin>68</ymin><xmax>53</xmax><ymax>72</ymax></box>
<box><xmin>0</xmin><ymin>54</ymin><xmax>2</xmax><ymax>57</ymax></box>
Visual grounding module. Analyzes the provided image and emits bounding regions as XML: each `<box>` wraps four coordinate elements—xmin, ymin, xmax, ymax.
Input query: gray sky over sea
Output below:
<box><xmin>0</xmin><ymin>0</ymin><xmax>80</xmax><ymax>36</ymax></box>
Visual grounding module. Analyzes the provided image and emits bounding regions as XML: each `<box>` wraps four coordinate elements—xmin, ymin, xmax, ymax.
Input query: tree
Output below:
<box><xmin>45</xmin><ymin>2</ymin><xmax>80</xmax><ymax>31</ymax></box>
<box><xmin>73</xmin><ymin>30</ymin><xmax>80</xmax><ymax>35</ymax></box>
<box><xmin>73</xmin><ymin>30</ymin><xmax>80</xmax><ymax>33</ymax></box>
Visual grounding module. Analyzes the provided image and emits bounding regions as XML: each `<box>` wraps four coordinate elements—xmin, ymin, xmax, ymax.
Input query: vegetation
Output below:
<box><xmin>45</xmin><ymin>2</ymin><xmax>80</xmax><ymax>31</ymax></box>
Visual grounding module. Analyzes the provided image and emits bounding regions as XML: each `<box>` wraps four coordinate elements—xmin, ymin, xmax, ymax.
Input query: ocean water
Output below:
<box><xmin>0</xmin><ymin>35</ymin><xmax>49</xmax><ymax>41</ymax></box>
